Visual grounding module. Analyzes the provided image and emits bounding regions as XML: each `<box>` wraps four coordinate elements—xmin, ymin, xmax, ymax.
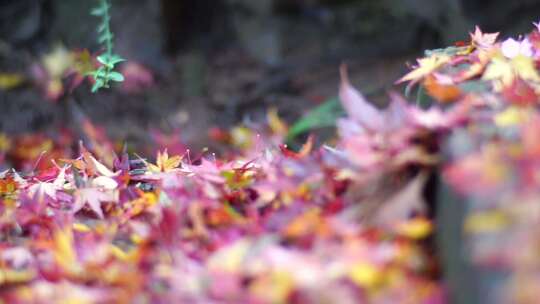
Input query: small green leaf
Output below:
<box><xmin>287</xmin><ymin>97</ymin><xmax>344</xmax><ymax>140</ymax></box>
<box><xmin>90</xmin><ymin>2</ymin><xmax>109</xmax><ymax>16</ymax></box>
<box><xmin>90</xmin><ymin>7</ymin><xmax>105</xmax><ymax>16</ymax></box>
<box><xmin>96</xmin><ymin>55</ymin><xmax>108</xmax><ymax>64</ymax></box>
<box><xmin>97</xmin><ymin>22</ymin><xmax>108</xmax><ymax>33</ymax></box>
<box><xmin>92</xmin><ymin>68</ymin><xmax>107</xmax><ymax>78</ymax></box>
<box><xmin>97</xmin><ymin>54</ymin><xmax>125</xmax><ymax>68</ymax></box>
<box><xmin>108</xmin><ymin>71</ymin><xmax>125</xmax><ymax>82</ymax></box>
<box><xmin>108</xmin><ymin>55</ymin><xmax>126</xmax><ymax>65</ymax></box>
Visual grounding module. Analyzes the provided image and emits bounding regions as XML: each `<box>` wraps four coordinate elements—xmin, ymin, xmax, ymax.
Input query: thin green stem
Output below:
<box><xmin>103</xmin><ymin>0</ymin><xmax>113</xmax><ymax>55</ymax></box>
<box><xmin>100</xmin><ymin>0</ymin><xmax>112</xmax><ymax>88</ymax></box>
<box><xmin>90</xmin><ymin>0</ymin><xmax>124</xmax><ymax>93</ymax></box>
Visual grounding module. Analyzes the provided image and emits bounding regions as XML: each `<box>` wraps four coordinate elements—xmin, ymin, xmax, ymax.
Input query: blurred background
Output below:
<box><xmin>1</xmin><ymin>0</ymin><xmax>540</xmax><ymax>150</ymax></box>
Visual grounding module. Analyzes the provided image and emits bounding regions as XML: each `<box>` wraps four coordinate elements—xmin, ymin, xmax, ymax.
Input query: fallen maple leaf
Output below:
<box><xmin>0</xmin><ymin>176</ymin><xmax>19</xmax><ymax>197</ymax></box>
<box><xmin>89</xmin><ymin>155</ymin><xmax>119</xmax><ymax>177</ymax></box>
<box><xmin>267</xmin><ymin>108</ymin><xmax>288</xmax><ymax>136</ymax></box>
<box><xmin>53</xmin><ymin>225</ymin><xmax>78</xmax><ymax>271</ymax></box>
<box><xmin>279</xmin><ymin>135</ymin><xmax>314</xmax><ymax>159</ymax></box>
<box><xmin>27</xmin><ymin>166</ymin><xmax>67</xmax><ymax>202</ymax></box>
<box><xmin>184</xmin><ymin>158</ymin><xmax>226</xmax><ymax>184</ymax></box>
<box><xmin>395</xmin><ymin>217</ymin><xmax>433</xmax><ymax>239</ymax></box>
<box><xmin>396</xmin><ymin>54</ymin><xmax>451</xmax><ymax>84</ymax></box>
<box><xmin>282</xmin><ymin>208</ymin><xmax>329</xmax><ymax>239</ymax></box>
<box><xmin>0</xmin><ymin>73</ymin><xmax>25</xmax><ymax>90</ymax></box>
<box><xmin>511</xmin><ymin>55</ymin><xmax>540</xmax><ymax>82</ymax></box>
<box><xmin>0</xmin><ymin>133</ymin><xmax>11</xmax><ymax>153</ymax></box>
<box><xmin>482</xmin><ymin>56</ymin><xmax>514</xmax><ymax>90</ymax></box>
<box><xmin>470</xmin><ymin>26</ymin><xmax>499</xmax><ymax>50</ymax></box>
<box><xmin>483</xmin><ymin>55</ymin><xmax>540</xmax><ymax>91</ymax></box>
<box><xmin>494</xmin><ymin>106</ymin><xmax>533</xmax><ymax>127</ymax></box>
<box><xmin>339</xmin><ymin>64</ymin><xmax>384</xmax><ymax>131</ymax></box>
<box><xmin>501</xmin><ymin>38</ymin><xmax>533</xmax><ymax>59</ymax></box>
<box><xmin>423</xmin><ymin>74</ymin><xmax>462</xmax><ymax>103</ymax></box>
<box><xmin>464</xmin><ymin>210</ymin><xmax>510</xmax><ymax>234</ymax></box>
<box><xmin>146</xmin><ymin>149</ymin><xmax>182</xmax><ymax>173</ymax></box>
<box><xmin>501</xmin><ymin>77</ymin><xmax>538</xmax><ymax>106</ymax></box>
<box><xmin>73</xmin><ymin>188</ymin><xmax>116</xmax><ymax>219</ymax></box>
<box><xmin>91</xmin><ymin>176</ymin><xmax>118</xmax><ymax>190</ymax></box>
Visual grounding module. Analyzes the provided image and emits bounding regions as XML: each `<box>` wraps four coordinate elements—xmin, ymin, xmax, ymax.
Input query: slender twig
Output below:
<box><xmin>89</xmin><ymin>0</ymin><xmax>125</xmax><ymax>93</ymax></box>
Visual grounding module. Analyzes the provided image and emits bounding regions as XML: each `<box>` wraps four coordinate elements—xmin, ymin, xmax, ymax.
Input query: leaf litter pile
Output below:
<box><xmin>3</xmin><ymin>24</ymin><xmax>540</xmax><ymax>303</ymax></box>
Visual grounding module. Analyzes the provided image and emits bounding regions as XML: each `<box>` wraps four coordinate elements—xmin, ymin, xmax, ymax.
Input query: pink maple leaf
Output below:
<box><xmin>501</xmin><ymin>38</ymin><xmax>533</xmax><ymax>58</ymax></box>
<box><xmin>470</xmin><ymin>26</ymin><xmax>499</xmax><ymax>50</ymax></box>
<box><xmin>339</xmin><ymin>64</ymin><xmax>384</xmax><ymax>131</ymax></box>
<box><xmin>72</xmin><ymin>188</ymin><xmax>115</xmax><ymax>219</ymax></box>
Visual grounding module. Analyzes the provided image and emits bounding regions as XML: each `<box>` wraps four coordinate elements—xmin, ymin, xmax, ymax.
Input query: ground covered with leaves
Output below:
<box><xmin>2</xmin><ymin>24</ymin><xmax>540</xmax><ymax>303</ymax></box>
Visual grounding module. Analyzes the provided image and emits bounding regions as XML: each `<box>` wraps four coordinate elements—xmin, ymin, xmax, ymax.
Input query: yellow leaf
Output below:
<box><xmin>42</xmin><ymin>45</ymin><xmax>74</xmax><ymax>78</ymax></box>
<box><xmin>283</xmin><ymin>208</ymin><xmax>326</xmax><ymax>238</ymax></box>
<box><xmin>53</xmin><ymin>227</ymin><xmax>78</xmax><ymax>271</ymax></box>
<box><xmin>464</xmin><ymin>210</ymin><xmax>510</xmax><ymax>234</ymax></box>
<box><xmin>0</xmin><ymin>269</ymin><xmax>35</xmax><ymax>285</ymax></box>
<box><xmin>109</xmin><ymin>245</ymin><xmax>139</xmax><ymax>262</ymax></box>
<box><xmin>231</xmin><ymin>126</ymin><xmax>253</xmax><ymax>149</ymax></box>
<box><xmin>494</xmin><ymin>106</ymin><xmax>533</xmax><ymax>127</ymax></box>
<box><xmin>397</xmin><ymin>54</ymin><xmax>451</xmax><ymax>84</ymax></box>
<box><xmin>130</xmin><ymin>233</ymin><xmax>144</xmax><ymax>244</ymax></box>
<box><xmin>0</xmin><ymin>73</ymin><xmax>24</xmax><ymax>90</ymax></box>
<box><xmin>147</xmin><ymin>149</ymin><xmax>182</xmax><ymax>173</ymax></box>
<box><xmin>72</xmin><ymin>223</ymin><xmax>92</xmax><ymax>233</ymax></box>
<box><xmin>482</xmin><ymin>56</ymin><xmax>514</xmax><ymax>90</ymax></box>
<box><xmin>454</xmin><ymin>49</ymin><xmax>494</xmax><ymax>82</ymax></box>
<box><xmin>73</xmin><ymin>49</ymin><xmax>95</xmax><ymax>75</ymax></box>
<box><xmin>0</xmin><ymin>133</ymin><xmax>10</xmax><ymax>152</ymax></box>
<box><xmin>512</xmin><ymin>55</ymin><xmax>540</xmax><ymax>83</ymax></box>
<box><xmin>267</xmin><ymin>107</ymin><xmax>288</xmax><ymax>135</ymax></box>
<box><xmin>349</xmin><ymin>263</ymin><xmax>383</xmax><ymax>290</ymax></box>
<box><xmin>207</xmin><ymin>239</ymin><xmax>250</xmax><ymax>273</ymax></box>
<box><xmin>483</xmin><ymin>55</ymin><xmax>540</xmax><ymax>91</ymax></box>
<box><xmin>395</xmin><ymin>218</ymin><xmax>433</xmax><ymax>239</ymax></box>
<box><xmin>250</xmin><ymin>271</ymin><xmax>294</xmax><ymax>304</ymax></box>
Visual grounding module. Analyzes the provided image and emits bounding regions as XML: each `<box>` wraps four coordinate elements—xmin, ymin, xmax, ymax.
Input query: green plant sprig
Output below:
<box><xmin>89</xmin><ymin>0</ymin><xmax>125</xmax><ymax>93</ymax></box>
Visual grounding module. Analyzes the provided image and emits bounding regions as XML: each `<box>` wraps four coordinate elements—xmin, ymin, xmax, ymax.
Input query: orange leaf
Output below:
<box><xmin>0</xmin><ymin>177</ymin><xmax>19</xmax><ymax>196</ymax></box>
<box><xmin>423</xmin><ymin>75</ymin><xmax>462</xmax><ymax>103</ymax></box>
